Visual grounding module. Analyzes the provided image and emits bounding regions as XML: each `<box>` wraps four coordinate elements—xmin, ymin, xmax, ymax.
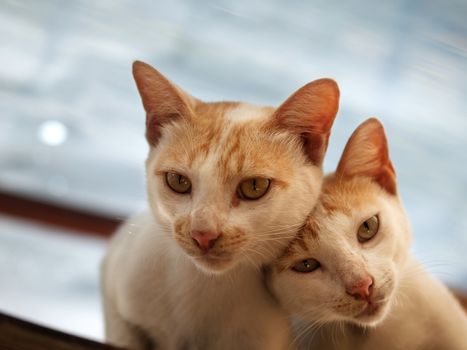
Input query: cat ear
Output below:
<box><xmin>336</xmin><ymin>118</ymin><xmax>397</xmax><ymax>195</ymax></box>
<box><xmin>132</xmin><ymin>61</ymin><xmax>197</xmax><ymax>146</ymax></box>
<box><xmin>271</xmin><ymin>79</ymin><xmax>340</xmax><ymax>166</ymax></box>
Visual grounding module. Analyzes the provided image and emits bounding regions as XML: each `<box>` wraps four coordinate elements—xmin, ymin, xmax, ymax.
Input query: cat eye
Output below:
<box><xmin>165</xmin><ymin>172</ymin><xmax>192</xmax><ymax>194</ymax></box>
<box><xmin>237</xmin><ymin>178</ymin><xmax>271</xmax><ymax>200</ymax></box>
<box><xmin>357</xmin><ymin>215</ymin><xmax>379</xmax><ymax>243</ymax></box>
<box><xmin>292</xmin><ymin>258</ymin><xmax>320</xmax><ymax>273</ymax></box>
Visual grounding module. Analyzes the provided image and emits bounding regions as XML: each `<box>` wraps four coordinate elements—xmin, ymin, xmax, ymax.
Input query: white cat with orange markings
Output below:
<box><xmin>268</xmin><ymin>118</ymin><xmax>467</xmax><ymax>350</ymax></box>
<box><xmin>101</xmin><ymin>61</ymin><xmax>340</xmax><ymax>349</ymax></box>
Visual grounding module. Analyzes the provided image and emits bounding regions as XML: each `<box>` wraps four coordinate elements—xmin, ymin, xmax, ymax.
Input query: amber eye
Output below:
<box><xmin>237</xmin><ymin>178</ymin><xmax>271</xmax><ymax>200</ymax></box>
<box><xmin>357</xmin><ymin>215</ymin><xmax>379</xmax><ymax>243</ymax></box>
<box><xmin>165</xmin><ymin>172</ymin><xmax>192</xmax><ymax>194</ymax></box>
<box><xmin>292</xmin><ymin>259</ymin><xmax>320</xmax><ymax>273</ymax></box>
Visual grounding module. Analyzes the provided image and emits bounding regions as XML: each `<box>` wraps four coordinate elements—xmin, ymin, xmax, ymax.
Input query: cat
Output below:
<box><xmin>101</xmin><ymin>61</ymin><xmax>340</xmax><ymax>350</ymax></box>
<box><xmin>268</xmin><ymin>118</ymin><xmax>467</xmax><ymax>350</ymax></box>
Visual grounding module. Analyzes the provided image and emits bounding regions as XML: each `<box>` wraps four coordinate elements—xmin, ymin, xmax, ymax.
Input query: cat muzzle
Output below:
<box><xmin>191</xmin><ymin>230</ymin><xmax>220</xmax><ymax>253</ymax></box>
<box><xmin>345</xmin><ymin>275</ymin><xmax>374</xmax><ymax>301</ymax></box>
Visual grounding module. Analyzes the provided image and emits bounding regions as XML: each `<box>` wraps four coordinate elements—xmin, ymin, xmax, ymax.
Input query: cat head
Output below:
<box><xmin>133</xmin><ymin>61</ymin><xmax>340</xmax><ymax>274</ymax></box>
<box><xmin>268</xmin><ymin>118</ymin><xmax>412</xmax><ymax>327</ymax></box>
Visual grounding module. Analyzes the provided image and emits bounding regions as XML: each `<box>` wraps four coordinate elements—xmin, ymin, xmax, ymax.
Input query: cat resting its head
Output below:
<box><xmin>268</xmin><ymin>118</ymin><xmax>411</xmax><ymax>327</ymax></box>
<box><xmin>132</xmin><ymin>61</ymin><xmax>339</xmax><ymax>274</ymax></box>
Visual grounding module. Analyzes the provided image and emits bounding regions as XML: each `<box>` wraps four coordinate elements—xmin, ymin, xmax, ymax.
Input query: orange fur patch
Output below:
<box><xmin>318</xmin><ymin>175</ymin><xmax>384</xmax><ymax>215</ymax></box>
<box><xmin>157</xmin><ymin>101</ymin><xmax>299</xmax><ymax>189</ymax></box>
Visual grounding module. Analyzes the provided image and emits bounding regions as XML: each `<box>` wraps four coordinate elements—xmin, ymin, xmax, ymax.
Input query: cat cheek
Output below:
<box><xmin>173</xmin><ymin>216</ymin><xmax>191</xmax><ymax>237</ymax></box>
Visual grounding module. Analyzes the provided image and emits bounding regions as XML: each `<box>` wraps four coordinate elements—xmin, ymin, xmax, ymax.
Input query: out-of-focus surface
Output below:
<box><xmin>0</xmin><ymin>215</ymin><xmax>105</xmax><ymax>340</ymax></box>
<box><xmin>0</xmin><ymin>0</ymin><xmax>466</xmax><ymax>341</ymax></box>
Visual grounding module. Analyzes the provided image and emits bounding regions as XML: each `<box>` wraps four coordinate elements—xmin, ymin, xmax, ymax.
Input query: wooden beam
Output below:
<box><xmin>0</xmin><ymin>312</ymin><xmax>123</xmax><ymax>350</ymax></box>
<box><xmin>0</xmin><ymin>191</ymin><xmax>122</xmax><ymax>237</ymax></box>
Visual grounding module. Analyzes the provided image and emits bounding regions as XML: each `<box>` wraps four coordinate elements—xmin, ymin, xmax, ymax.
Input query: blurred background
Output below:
<box><xmin>0</xmin><ymin>0</ymin><xmax>466</xmax><ymax>341</ymax></box>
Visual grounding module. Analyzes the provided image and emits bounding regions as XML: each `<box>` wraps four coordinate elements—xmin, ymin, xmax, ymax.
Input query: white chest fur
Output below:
<box><xmin>102</xmin><ymin>212</ymin><xmax>293</xmax><ymax>350</ymax></box>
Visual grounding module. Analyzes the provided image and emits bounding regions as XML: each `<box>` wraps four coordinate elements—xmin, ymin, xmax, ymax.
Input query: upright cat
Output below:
<box><xmin>268</xmin><ymin>118</ymin><xmax>467</xmax><ymax>350</ymax></box>
<box><xmin>101</xmin><ymin>61</ymin><xmax>340</xmax><ymax>349</ymax></box>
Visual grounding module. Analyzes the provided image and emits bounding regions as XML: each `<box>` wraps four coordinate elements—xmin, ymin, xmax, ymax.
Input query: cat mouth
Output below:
<box><xmin>193</xmin><ymin>253</ymin><xmax>234</xmax><ymax>272</ymax></box>
<box><xmin>354</xmin><ymin>298</ymin><xmax>388</xmax><ymax>322</ymax></box>
<box><xmin>356</xmin><ymin>302</ymin><xmax>382</xmax><ymax>317</ymax></box>
<box><xmin>197</xmin><ymin>254</ymin><xmax>232</xmax><ymax>263</ymax></box>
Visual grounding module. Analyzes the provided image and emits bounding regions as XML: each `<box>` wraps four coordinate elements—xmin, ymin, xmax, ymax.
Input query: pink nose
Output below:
<box><xmin>191</xmin><ymin>231</ymin><xmax>220</xmax><ymax>252</ymax></box>
<box><xmin>346</xmin><ymin>275</ymin><xmax>374</xmax><ymax>301</ymax></box>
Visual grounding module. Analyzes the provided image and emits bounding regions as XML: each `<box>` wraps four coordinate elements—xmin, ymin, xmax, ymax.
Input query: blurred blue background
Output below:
<box><xmin>0</xmin><ymin>0</ymin><xmax>466</xmax><ymax>340</ymax></box>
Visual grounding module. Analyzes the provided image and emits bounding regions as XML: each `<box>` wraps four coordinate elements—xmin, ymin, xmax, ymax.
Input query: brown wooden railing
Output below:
<box><xmin>0</xmin><ymin>190</ymin><xmax>122</xmax><ymax>237</ymax></box>
<box><xmin>0</xmin><ymin>312</ymin><xmax>122</xmax><ymax>350</ymax></box>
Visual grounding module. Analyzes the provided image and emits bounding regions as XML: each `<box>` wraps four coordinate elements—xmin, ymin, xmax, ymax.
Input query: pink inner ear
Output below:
<box><xmin>336</xmin><ymin>118</ymin><xmax>397</xmax><ymax>195</ymax></box>
<box><xmin>372</xmin><ymin>129</ymin><xmax>397</xmax><ymax>195</ymax></box>
<box><xmin>145</xmin><ymin>110</ymin><xmax>180</xmax><ymax>147</ymax></box>
<box><xmin>302</xmin><ymin>131</ymin><xmax>330</xmax><ymax>166</ymax></box>
<box><xmin>375</xmin><ymin>163</ymin><xmax>397</xmax><ymax>195</ymax></box>
<box><xmin>133</xmin><ymin>61</ymin><xmax>193</xmax><ymax>146</ymax></box>
<box><xmin>272</xmin><ymin>78</ymin><xmax>340</xmax><ymax>166</ymax></box>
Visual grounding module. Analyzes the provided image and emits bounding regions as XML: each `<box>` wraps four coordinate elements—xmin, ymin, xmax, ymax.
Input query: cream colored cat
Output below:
<box><xmin>268</xmin><ymin>118</ymin><xmax>467</xmax><ymax>350</ymax></box>
<box><xmin>101</xmin><ymin>61</ymin><xmax>340</xmax><ymax>349</ymax></box>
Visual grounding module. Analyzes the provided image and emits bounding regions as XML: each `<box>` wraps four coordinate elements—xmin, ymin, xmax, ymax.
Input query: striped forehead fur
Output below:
<box><xmin>155</xmin><ymin>101</ymin><xmax>308</xmax><ymax>182</ymax></box>
<box><xmin>275</xmin><ymin>174</ymin><xmax>390</xmax><ymax>272</ymax></box>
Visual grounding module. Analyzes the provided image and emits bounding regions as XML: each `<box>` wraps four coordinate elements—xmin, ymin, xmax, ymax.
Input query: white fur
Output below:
<box><xmin>269</xmin><ymin>182</ymin><xmax>467</xmax><ymax>350</ymax></box>
<box><xmin>102</xmin><ymin>212</ymin><xmax>295</xmax><ymax>350</ymax></box>
<box><xmin>225</xmin><ymin>103</ymin><xmax>271</xmax><ymax>123</ymax></box>
<box><xmin>101</xmin><ymin>102</ymin><xmax>324</xmax><ymax>349</ymax></box>
<box><xmin>288</xmin><ymin>257</ymin><xmax>467</xmax><ymax>350</ymax></box>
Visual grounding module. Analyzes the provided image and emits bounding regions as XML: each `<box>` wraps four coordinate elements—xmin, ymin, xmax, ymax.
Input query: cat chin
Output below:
<box><xmin>191</xmin><ymin>255</ymin><xmax>238</xmax><ymax>275</ymax></box>
<box><xmin>350</xmin><ymin>299</ymin><xmax>391</xmax><ymax>327</ymax></box>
